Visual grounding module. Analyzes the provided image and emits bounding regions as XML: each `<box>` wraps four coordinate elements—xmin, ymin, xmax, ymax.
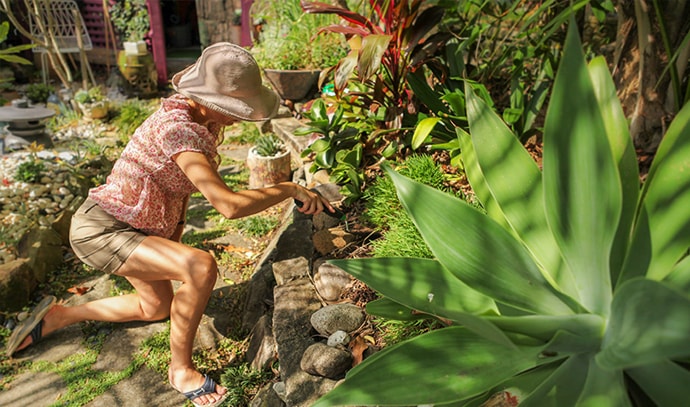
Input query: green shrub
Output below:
<box><xmin>364</xmin><ymin>154</ymin><xmax>452</xmax><ymax>259</ymax></box>
<box><xmin>25</xmin><ymin>83</ymin><xmax>54</xmax><ymax>104</ymax></box>
<box><xmin>314</xmin><ymin>23</ymin><xmax>690</xmax><ymax>407</ymax></box>
<box><xmin>111</xmin><ymin>99</ymin><xmax>156</xmax><ymax>143</ymax></box>
<box><xmin>14</xmin><ymin>160</ymin><xmax>45</xmax><ymax>183</ymax></box>
<box><xmin>363</xmin><ymin>154</ymin><xmax>448</xmax><ymax>229</ymax></box>
<box><xmin>220</xmin><ymin>363</ymin><xmax>272</xmax><ymax>406</ymax></box>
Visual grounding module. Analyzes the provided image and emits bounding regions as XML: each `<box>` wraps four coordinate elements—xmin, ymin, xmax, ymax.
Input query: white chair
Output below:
<box><xmin>27</xmin><ymin>0</ymin><xmax>95</xmax><ymax>85</ymax></box>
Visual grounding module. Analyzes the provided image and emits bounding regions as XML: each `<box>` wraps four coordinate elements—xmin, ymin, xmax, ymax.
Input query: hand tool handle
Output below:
<box><xmin>294</xmin><ymin>198</ymin><xmax>346</xmax><ymax>220</ymax></box>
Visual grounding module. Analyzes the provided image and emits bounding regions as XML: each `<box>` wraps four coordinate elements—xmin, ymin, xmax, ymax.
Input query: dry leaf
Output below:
<box><xmin>67</xmin><ymin>285</ymin><xmax>90</xmax><ymax>295</ymax></box>
<box><xmin>349</xmin><ymin>335</ymin><xmax>369</xmax><ymax>367</ymax></box>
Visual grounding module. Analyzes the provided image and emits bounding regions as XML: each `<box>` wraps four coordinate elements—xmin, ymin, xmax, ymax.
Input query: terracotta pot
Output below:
<box><xmin>247</xmin><ymin>146</ymin><xmax>292</xmax><ymax>189</ymax></box>
<box><xmin>263</xmin><ymin>69</ymin><xmax>321</xmax><ymax>101</ymax></box>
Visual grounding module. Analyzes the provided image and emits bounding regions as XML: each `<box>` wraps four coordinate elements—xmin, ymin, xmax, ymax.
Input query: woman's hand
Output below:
<box><xmin>293</xmin><ymin>186</ymin><xmax>335</xmax><ymax>215</ymax></box>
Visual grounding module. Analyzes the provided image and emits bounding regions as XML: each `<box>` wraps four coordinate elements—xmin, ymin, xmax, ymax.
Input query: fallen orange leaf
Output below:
<box><xmin>67</xmin><ymin>285</ymin><xmax>90</xmax><ymax>295</ymax></box>
<box><xmin>349</xmin><ymin>336</ymin><xmax>368</xmax><ymax>367</ymax></box>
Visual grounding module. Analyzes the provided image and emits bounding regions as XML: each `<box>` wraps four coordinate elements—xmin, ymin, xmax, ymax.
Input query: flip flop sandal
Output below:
<box><xmin>5</xmin><ymin>295</ymin><xmax>56</xmax><ymax>357</ymax></box>
<box><xmin>178</xmin><ymin>375</ymin><xmax>228</xmax><ymax>407</ymax></box>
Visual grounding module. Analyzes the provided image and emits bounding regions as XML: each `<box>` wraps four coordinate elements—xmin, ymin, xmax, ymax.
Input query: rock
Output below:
<box><xmin>272</xmin><ymin>256</ymin><xmax>310</xmax><ymax>286</ymax></box>
<box><xmin>310</xmin><ymin>303</ymin><xmax>366</xmax><ymax>336</ymax></box>
<box><xmin>312</xmin><ymin>210</ymin><xmax>342</xmax><ymax>231</ymax></box>
<box><xmin>249</xmin><ymin>383</ymin><xmax>286</xmax><ymax>407</ymax></box>
<box><xmin>313</xmin><ymin>262</ymin><xmax>352</xmax><ymax>302</ymax></box>
<box><xmin>272</xmin><ymin>382</ymin><xmax>286</xmax><ymax>402</ymax></box>
<box><xmin>300</xmin><ymin>342</ymin><xmax>353</xmax><ymax>379</ymax></box>
<box><xmin>0</xmin><ymin>258</ymin><xmax>36</xmax><ymax>311</ymax></box>
<box><xmin>16</xmin><ymin>226</ymin><xmax>63</xmax><ymax>283</ymax></box>
<box><xmin>246</xmin><ymin>314</ymin><xmax>277</xmax><ymax>371</ymax></box>
<box><xmin>241</xmin><ymin>261</ymin><xmax>276</xmax><ymax>334</ymax></box>
<box><xmin>312</xmin><ymin>227</ymin><xmax>355</xmax><ymax>256</ymax></box>
<box><xmin>326</xmin><ymin>330</ymin><xmax>350</xmax><ymax>347</ymax></box>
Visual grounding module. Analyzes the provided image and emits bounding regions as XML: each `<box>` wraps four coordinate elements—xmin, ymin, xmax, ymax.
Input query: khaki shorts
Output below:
<box><xmin>69</xmin><ymin>197</ymin><xmax>147</xmax><ymax>274</ymax></box>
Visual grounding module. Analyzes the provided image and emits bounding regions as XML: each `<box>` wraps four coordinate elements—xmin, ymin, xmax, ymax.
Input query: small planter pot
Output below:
<box><xmin>247</xmin><ymin>146</ymin><xmax>292</xmax><ymax>189</ymax></box>
<box><xmin>77</xmin><ymin>100</ymin><xmax>109</xmax><ymax>120</ymax></box>
<box><xmin>263</xmin><ymin>69</ymin><xmax>321</xmax><ymax>101</ymax></box>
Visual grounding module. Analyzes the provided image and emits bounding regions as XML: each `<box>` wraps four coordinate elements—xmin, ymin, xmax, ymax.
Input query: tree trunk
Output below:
<box><xmin>613</xmin><ymin>0</ymin><xmax>690</xmax><ymax>153</ymax></box>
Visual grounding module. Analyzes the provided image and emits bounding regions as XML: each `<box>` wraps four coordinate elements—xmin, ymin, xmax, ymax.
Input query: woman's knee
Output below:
<box><xmin>185</xmin><ymin>250</ymin><xmax>218</xmax><ymax>287</ymax></box>
<box><xmin>140</xmin><ymin>298</ymin><xmax>172</xmax><ymax>321</ymax></box>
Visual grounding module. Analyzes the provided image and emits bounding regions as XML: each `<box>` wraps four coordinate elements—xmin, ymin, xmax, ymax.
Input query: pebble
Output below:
<box><xmin>326</xmin><ymin>330</ymin><xmax>350</xmax><ymax>347</ymax></box>
<box><xmin>1</xmin><ymin>121</ymin><xmax>107</xmax><ymax>261</ymax></box>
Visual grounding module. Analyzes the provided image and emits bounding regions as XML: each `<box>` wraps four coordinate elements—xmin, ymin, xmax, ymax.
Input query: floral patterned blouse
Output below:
<box><xmin>89</xmin><ymin>94</ymin><xmax>221</xmax><ymax>238</ymax></box>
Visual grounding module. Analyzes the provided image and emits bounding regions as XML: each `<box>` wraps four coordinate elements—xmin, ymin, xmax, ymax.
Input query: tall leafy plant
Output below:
<box><xmin>313</xmin><ymin>22</ymin><xmax>690</xmax><ymax>406</ymax></box>
<box><xmin>301</xmin><ymin>0</ymin><xmax>448</xmax><ymax>128</ymax></box>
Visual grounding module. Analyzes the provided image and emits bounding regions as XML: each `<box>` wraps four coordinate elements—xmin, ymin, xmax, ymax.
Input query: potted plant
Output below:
<box><xmin>110</xmin><ymin>0</ymin><xmax>157</xmax><ymax>96</ymax></box>
<box><xmin>247</xmin><ymin>133</ymin><xmax>292</xmax><ymax>188</ymax></box>
<box><xmin>74</xmin><ymin>86</ymin><xmax>109</xmax><ymax>120</ymax></box>
<box><xmin>250</xmin><ymin>0</ymin><xmax>347</xmax><ymax>101</ymax></box>
<box><xmin>109</xmin><ymin>0</ymin><xmax>150</xmax><ymax>54</ymax></box>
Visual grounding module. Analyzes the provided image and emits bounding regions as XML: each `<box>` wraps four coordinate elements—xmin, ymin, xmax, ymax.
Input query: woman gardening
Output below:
<box><xmin>5</xmin><ymin>43</ymin><xmax>333</xmax><ymax>407</ymax></box>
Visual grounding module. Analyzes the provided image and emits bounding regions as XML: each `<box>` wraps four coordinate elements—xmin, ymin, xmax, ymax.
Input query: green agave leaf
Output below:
<box><xmin>596</xmin><ymin>278</ymin><xmax>690</xmax><ymax>369</ymax></box>
<box><xmin>636</xmin><ymin>101</ymin><xmax>690</xmax><ymax>280</ymax></box>
<box><xmin>519</xmin><ymin>354</ymin><xmax>589</xmax><ymax>407</ymax></box>
<box><xmin>663</xmin><ymin>255</ymin><xmax>690</xmax><ymax>295</ymax></box>
<box><xmin>542</xmin><ymin>22</ymin><xmax>620</xmax><ymax>315</ymax></box>
<box><xmin>384</xmin><ymin>165</ymin><xmax>575</xmax><ymax>316</ymax></box>
<box><xmin>618</xmin><ymin>204</ymin><xmax>653</xmax><ymax>282</ymax></box>
<box><xmin>330</xmin><ymin>258</ymin><xmax>495</xmax><ymax>316</ymax></box>
<box><xmin>576</xmin><ymin>358</ymin><xmax>630</xmax><ymax>407</ymax></box>
<box><xmin>457</xmin><ymin>128</ymin><xmax>510</xmax><ymax>229</ymax></box>
<box><xmin>626</xmin><ymin>360</ymin><xmax>690</xmax><ymax>405</ymax></box>
<box><xmin>365</xmin><ymin>297</ymin><xmax>428</xmax><ymax>321</ymax></box>
<box><xmin>460</xmin><ymin>364</ymin><xmax>558</xmax><ymax>407</ymax></box>
<box><xmin>312</xmin><ymin>327</ymin><xmax>548</xmax><ymax>407</ymax></box>
<box><xmin>487</xmin><ymin>314</ymin><xmax>604</xmax><ymax>344</ymax></box>
<box><xmin>465</xmin><ymin>83</ymin><xmax>576</xmax><ymax>300</ymax></box>
<box><xmin>330</xmin><ymin>257</ymin><xmax>512</xmax><ymax>347</ymax></box>
<box><xmin>587</xmin><ymin>56</ymin><xmax>639</xmax><ymax>279</ymax></box>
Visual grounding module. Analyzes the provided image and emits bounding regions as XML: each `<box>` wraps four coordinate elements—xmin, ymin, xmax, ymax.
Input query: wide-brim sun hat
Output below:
<box><xmin>171</xmin><ymin>42</ymin><xmax>279</xmax><ymax>122</ymax></box>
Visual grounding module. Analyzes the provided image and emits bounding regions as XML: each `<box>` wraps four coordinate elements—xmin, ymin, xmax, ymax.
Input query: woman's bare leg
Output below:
<box><xmin>114</xmin><ymin>236</ymin><xmax>227</xmax><ymax>406</ymax></box>
<box><xmin>15</xmin><ymin>236</ymin><xmax>225</xmax><ymax>406</ymax></box>
<box><xmin>13</xmin><ymin>278</ymin><xmax>173</xmax><ymax>349</ymax></box>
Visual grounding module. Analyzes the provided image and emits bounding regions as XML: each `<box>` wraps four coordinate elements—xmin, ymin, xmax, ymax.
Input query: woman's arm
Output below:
<box><xmin>173</xmin><ymin>150</ymin><xmax>333</xmax><ymax>219</ymax></box>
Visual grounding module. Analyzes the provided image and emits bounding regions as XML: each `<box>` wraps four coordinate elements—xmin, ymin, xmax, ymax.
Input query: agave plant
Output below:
<box><xmin>313</xmin><ymin>22</ymin><xmax>690</xmax><ymax>406</ymax></box>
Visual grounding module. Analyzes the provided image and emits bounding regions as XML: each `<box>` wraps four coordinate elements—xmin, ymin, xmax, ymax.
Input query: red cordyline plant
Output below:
<box><xmin>300</xmin><ymin>0</ymin><xmax>448</xmax><ymax>129</ymax></box>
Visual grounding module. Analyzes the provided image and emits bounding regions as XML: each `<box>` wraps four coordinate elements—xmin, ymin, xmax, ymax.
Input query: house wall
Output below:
<box><xmin>195</xmin><ymin>0</ymin><xmax>244</xmax><ymax>48</ymax></box>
